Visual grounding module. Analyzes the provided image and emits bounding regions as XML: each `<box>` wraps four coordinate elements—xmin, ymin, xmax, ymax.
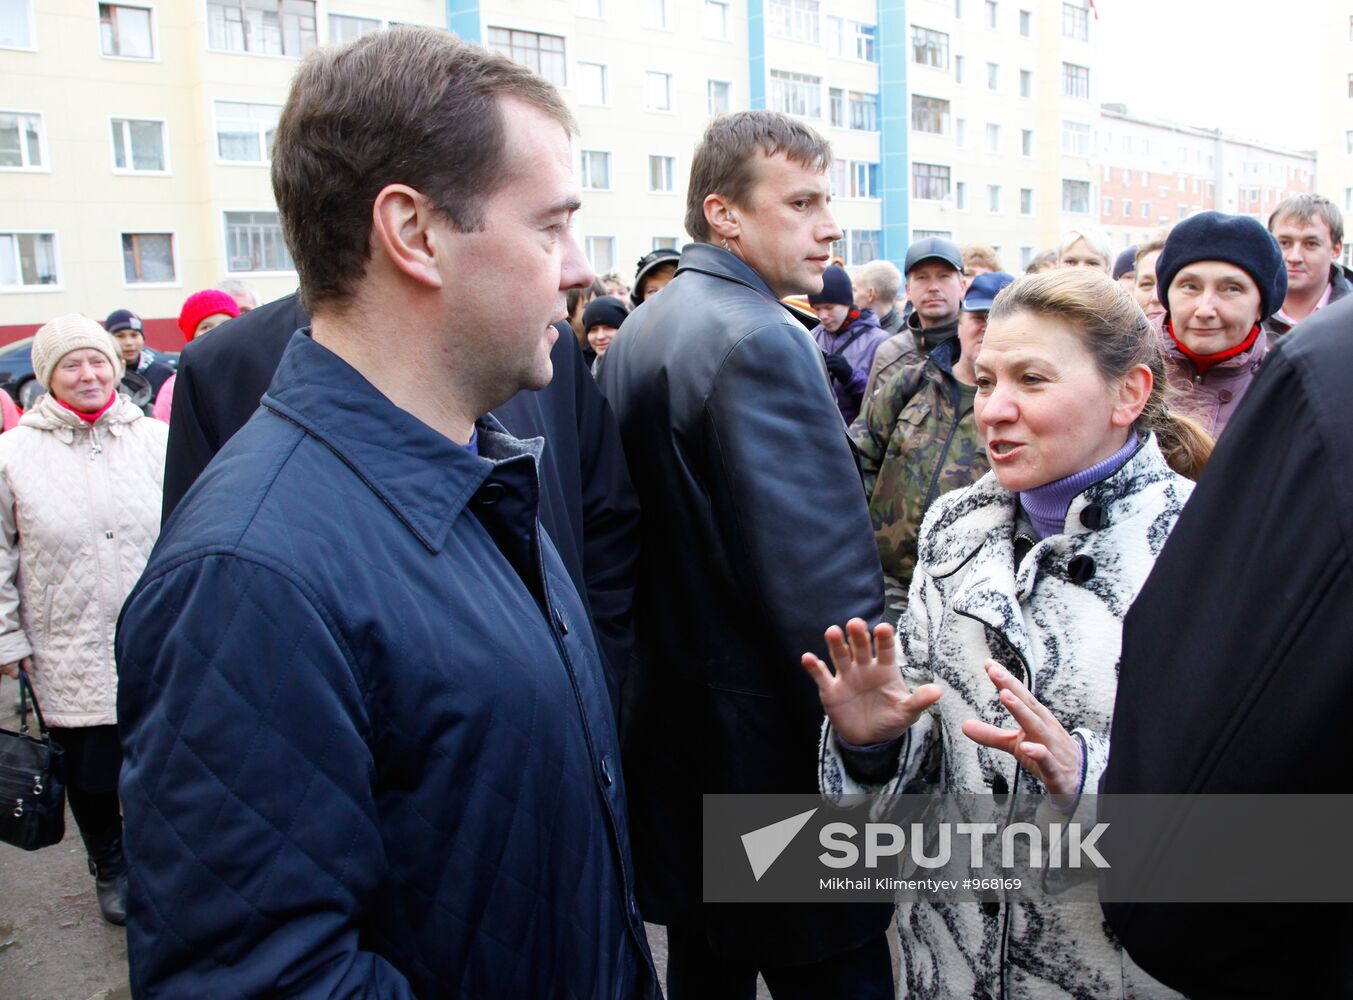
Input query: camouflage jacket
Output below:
<box><xmin>850</xmin><ymin>337</ymin><xmax>988</xmax><ymax>617</ymax></box>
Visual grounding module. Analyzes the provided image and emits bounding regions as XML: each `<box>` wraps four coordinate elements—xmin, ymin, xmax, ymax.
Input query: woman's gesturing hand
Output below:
<box><xmin>801</xmin><ymin>618</ymin><xmax>943</xmax><ymax>747</ymax></box>
<box><xmin>961</xmin><ymin>659</ymin><xmax>1083</xmax><ymax>804</ymax></box>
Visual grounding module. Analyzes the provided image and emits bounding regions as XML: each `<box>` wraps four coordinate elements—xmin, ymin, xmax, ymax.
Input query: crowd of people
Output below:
<box><xmin>1</xmin><ymin>22</ymin><xmax>1351</xmax><ymax>1000</ymax></box>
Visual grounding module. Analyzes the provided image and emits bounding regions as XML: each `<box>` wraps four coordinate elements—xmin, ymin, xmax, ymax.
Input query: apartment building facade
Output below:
<box><xmin>1316</xmin><ymin>0</ymin><xmax>1353</xmax><ymax>266</ymax></box>
<box><xmin>1098</xmin><ymin>104</ymin><xmax>1315</xmax><ymax>253</ymax></box>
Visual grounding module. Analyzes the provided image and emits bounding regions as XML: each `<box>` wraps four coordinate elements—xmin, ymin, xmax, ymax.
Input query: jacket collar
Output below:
<box><xmin>906</xmin><ymin>311</ymin><xmax>959</xmax><ymax>351</ymax></box>
<box><xmin>676</xmin><ymin>242</ymin><xmax>795</xmax><ymax>312</ymax></box>
<box><xmin>261</xmin><ymin>331</ymin><xmax>543</xmax><ymax>554</ymax></box>
<box><xmin>1162</xmin><ymin>322</ymin><xmax>1267</xmax><ymax>376</ymax></box>
<box><xmin>20</xmin><ymin>390</ymin><xmax>143</xmax><ymax>440</ymax></box>
<box><xmin>921</xmin><ymin>436</ymin><xmax>1174</xmax><ymax>658</ymax></box>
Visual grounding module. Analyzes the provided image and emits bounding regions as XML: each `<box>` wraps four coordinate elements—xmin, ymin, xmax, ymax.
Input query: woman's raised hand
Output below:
<box><xmin>961</xmin><ymin>659</ymin><xmax>1083</xmax><ymax>804</ymax></box>
<box><xmin>801</xmin><ymin>618</ymin><xmax>943</xmax><ymax>747</ymax></box>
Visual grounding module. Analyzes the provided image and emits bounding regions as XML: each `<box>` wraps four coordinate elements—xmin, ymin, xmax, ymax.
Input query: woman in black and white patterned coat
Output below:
<box><xmin>803</xmin><ymin>269</ymin><xmax>1214</xmax><ymax>999</ymax></box>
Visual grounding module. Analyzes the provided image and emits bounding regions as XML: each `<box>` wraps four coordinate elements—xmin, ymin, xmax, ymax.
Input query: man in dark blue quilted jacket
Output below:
<box><xmin>114</xmin><ymin>27</ymin><xmax>658</xmax><ymax>999</ymax></box>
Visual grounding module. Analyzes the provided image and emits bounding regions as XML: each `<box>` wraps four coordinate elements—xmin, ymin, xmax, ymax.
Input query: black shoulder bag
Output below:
<box><xmin>0</xmin><ymin>666</ymin><xmax>67</xmax><ymax>850</ymax></box>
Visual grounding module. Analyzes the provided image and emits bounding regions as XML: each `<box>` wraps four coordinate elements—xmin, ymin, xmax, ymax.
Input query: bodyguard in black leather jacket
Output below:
<box><xmin>599</xmin><ymin>111</ymin><xmax>891</xmax><ymax>997</ymax></box>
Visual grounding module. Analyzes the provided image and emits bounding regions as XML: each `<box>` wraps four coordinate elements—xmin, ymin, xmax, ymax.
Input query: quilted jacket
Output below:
<box><xmin>1161</xmin><ymin>320</ymin><xmax>1267</xmax><ymax>440</ymax></box>
<box><xmin>0</xmin><ymin>392</ymin><xmax>165</xmax><ymax>727</ymax></box>
<box><xmin>116</xmin><ymin>333</ymin><xmax>657</xmax><ymax>999</ymax></box>
<box><xmin>820</xmin><ymin>436</ymin><xmax>1191</xmax><ymax>999</ymax></box>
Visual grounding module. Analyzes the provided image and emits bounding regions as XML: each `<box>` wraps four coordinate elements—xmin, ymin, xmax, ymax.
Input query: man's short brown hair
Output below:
<box><xmin>1268</xmin><ymin>194</ymin><xmax>1344</xmax><ymax>247</ymax></box>
<box><xmin>684</xmin><ymin>111</ymin><xmax>832</xmax><ymax>243</ymax></box>
<box><xmin>272</xmin><ymin>26</ymin><xmax>575</xmax><ymax>312</ymax></box>
<box><xmin>962</xmin><ymin>244</ymin><xmax>1002</xmax><ymax>274</ymax></box>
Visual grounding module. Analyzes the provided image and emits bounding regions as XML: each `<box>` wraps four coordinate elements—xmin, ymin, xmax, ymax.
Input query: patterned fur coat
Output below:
<box><xmin>821</xmin><ymin>435</ymin><xmax>1191</xmax><ymax>999</ymax></box>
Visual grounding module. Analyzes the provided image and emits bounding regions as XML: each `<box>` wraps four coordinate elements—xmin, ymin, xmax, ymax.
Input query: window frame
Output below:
<box><xmin>647</xmin><ymin>153</ymin><xmax>677</xmax><ymax>195</ymax></box>
<box><xmin>1019</xmin><ymin>187</ymin><xmax>1033</xmax><ymax>215</ymax></box>
<box><xmin>1061</xmin><ymin>178</ymin><xmax>1091</xmax><ymax>214</ymax></box>
<box><xmin>576</xmin><ymin>60</ymin><xmax>609</xmax><ymax>106</ymax></box>
<box><xmin>910</xmin><ymin>94</ymin><xmax>951</xmax><ymax>136</ymax></box>
<box><xmin>707</xmin><ymin>79</ymin><xmax>732</xmax><ymax>117</ymax></box>
<box><xmin>0</xmin><ymin>108</ymin><xmax>49</xmax><ymax>172</ymax></box>
<box><xmin>0</xmin><ymin>230</ymin><xmax>62</xmax><ymax>292</ymax></box>
<box><xmin>118</xmin><ymin>230</ymin><xmax>180</xmax><ymax>288</ymax></box>
<box><xmin>108</xmin><ymin>114</ymin><xmax>170</xmax><ymax>175</ymax></box>
<box><xmin>584</xmin><ymin>234</ymin><xmax>617</xmax><ymax>274</ymax></box>
<box><xmin>911</xmin><ymin>161</ymin><xmax>952</xmax><ymax>202</ymax></box>
<box><xmin>769</xmin><ymin>68</ymin><xmax>822</xmax><ymax>119</ymax></box>
<box><xmin>579</xmin><ymin>148</ymin><xmax>615</xmax><ymax>192</ymax></box>
<box><xmin>910</xmin><ymin>25</ymin><xmax>949</xmax><ymax>70</ymax></box>
<box><xmin>645</xmin><ymin>70</ymin><xmax>674</xmax><ymax>113</ymax></box>
<box><xmin>703</xmin><ymin>0</ymin><xmax>731</xmax><ymax>40</ymax></box>
<box><xmin>206</xmin><ymin>0</ymin><xmax>318</xmax><ymax>60</ymax></box>
<box><xmin>212</xmin><ymin>98</ymin><xmax>283</xmax><ymax>166</ymax></box>
<box><xmin>768</xmin><ymin>0</ymin><xmax>821</xmax><ymax>45</ymax></box>
<box><xmin>0</xmin><ymin>0</ymin><xmax>37</xmax><ymax>51</ymax></box>
<box><xmin>1062</xmin><ymin>61</ymin><xmax>1090</xmax><ymax>99</ymax></box>
<box><xmin>643</xmin><ymin>0</ymin><xmax>673</xmax><ymax>31</ymax></box>
<box><xmin>221</xmin><ymin>208</ymin><xmax>296</xmax><ymax>275</ymax></box>
<box><xmin>577</xmin><ymin>0</ymin><xmax>606</xmax><ymax>20</ymax></box>
<box><xmin>99</xmin><ymin>1</ymin><xmax>157</xmax><ymax>61</ymax></box>
<box><xmin>1060</xmin><ymin>119</ymin><xmax>1091</xmax><ymax>157</ymax></box>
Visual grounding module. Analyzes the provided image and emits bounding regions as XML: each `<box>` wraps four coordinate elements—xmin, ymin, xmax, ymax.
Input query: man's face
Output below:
<box><xmin>1272</xmin><ymin>215</ymin><xmax>1341</xmax><ymax>300</ymax></box>
<box><xmin>436</xmin><ymin>98</ymin><xmax>592</xmax><ymax>402</ymax></box>
<box><xmin>814</xmin><ymin>302</ymin><xmax>851</xmax><ymax>333</ymax></box>
<box><xmin>110</xmin><ymin>326</ymin><xmax>143</xmax><ymax>363</ymax></box>
<box><xmin>956</xmin><ymin>309</ymin><xmax>988</xmax><ymax>362</ymax></box>
<box><xmin>905</xmin><ymin>261</ymin><xmax>964</xmax><ymax>328</ymax></box>
<box><xmin>852</xmin><ymin>283</ymin><xmax>876</xmax><ymax>310</ymax></box>
<box><xmin>964</xmin><ymin>264</ymin><xmax>993</xmax><ymax>279</ymax></box>
<box><xmin>729</xmin><ymin>152</ymin><xmax>841</xmax><ymax>299</ymax></box>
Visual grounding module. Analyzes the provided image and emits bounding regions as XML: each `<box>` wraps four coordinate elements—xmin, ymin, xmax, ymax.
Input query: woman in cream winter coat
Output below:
<box><xmin>804</xmin><ymin>271</ymin><xmax>1213</xmax><ymax>999</ymax></box>
<box><xmin>0</xmin><ymin>314</ymin><xmax>167</xmax><ymax>925</ymax></box>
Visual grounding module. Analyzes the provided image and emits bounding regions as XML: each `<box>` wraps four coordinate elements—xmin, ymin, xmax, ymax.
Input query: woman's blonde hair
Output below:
<box><xmin>1058</xmin><ymin>227</ymin><xmax>1113</xmax><ymax>269</ymax></box>
<box><xmin>987</xmin><ymin>269</ymin><xmax>1214</xmax><ymax>480</ymax></box>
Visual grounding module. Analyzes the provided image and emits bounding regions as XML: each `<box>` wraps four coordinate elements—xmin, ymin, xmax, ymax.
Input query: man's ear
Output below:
<box><xmin>370</xmin><ymin>184</ymin><xmax>444</xmax><ymax>290</ymax></box>
<box><xmin>704</xmin><ymin>193</ymin><xmax>741</xmax><ymax>243</ymax></box>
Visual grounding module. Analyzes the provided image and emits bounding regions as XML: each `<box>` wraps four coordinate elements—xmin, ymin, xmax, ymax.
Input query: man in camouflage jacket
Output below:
<box><xmin>850</xmin><ymin>272</ymin><xmax>1013</xmax><ymax>620</ymax></box>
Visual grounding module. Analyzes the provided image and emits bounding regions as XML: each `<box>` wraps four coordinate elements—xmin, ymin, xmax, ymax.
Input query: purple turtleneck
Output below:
<box><xmin>1018</xmin><ymin>435</ymin><xmax>1139</xmax><ymax>539</ymax></box>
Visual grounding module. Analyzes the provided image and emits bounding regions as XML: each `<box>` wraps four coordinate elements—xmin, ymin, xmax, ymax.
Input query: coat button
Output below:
<box><xmin>476</xmin><ymin>483</ymin><xmax>505</xmax><ymax>505</ymax></box>
<box><xmin>991</xmin><ymin>773</ymin><xmax>1008</xmax><ymax>797</ymax></box>
<box><xmin>553</xmin><ymin>607</ymin><xmax>569</xmax><ymax>635</ymax></box>
<box><xmin>1079</xmin><ymin>504</ymin><xmax>1107</xmax><ymax>530</ymax></box>
<box><xmin>600</xmin><ymin>756</ymin><xmax>613</xmax><ymax>787</ymax></box>
<box><xmin>1068</xmin><ymin>555</ymin><xmax>1095</xmax><ymax>584</ymax></box>
<box><xmin>1218</xmin><ymin>389</ymin><xmax>1233</xmax><ymax>403</ymax></box>
<box><xmin>981</xmin><ymin>900</ymin><xmax>1000</xmax><ymax>918</ymax></box>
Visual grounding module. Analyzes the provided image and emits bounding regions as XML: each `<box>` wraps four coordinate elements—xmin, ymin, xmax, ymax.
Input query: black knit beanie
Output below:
<box><xmin>582</xmin><ymin>296</ymin><xmax>630</xmax><ymax>333</ymax></box>
<box><xmin>1155</xmin><ymin>212</ymin><xmax>1287</xmax><ymax>321</ymax></box>
<box><xmin>808</xmin><ymin>264</ymin><xmax>853</xmax><ymax>307</ymax></box>
<box><xmin>1112</xmin><ymin>246</ymin><xmax>1138</xmax><ymax>280</ymax></box>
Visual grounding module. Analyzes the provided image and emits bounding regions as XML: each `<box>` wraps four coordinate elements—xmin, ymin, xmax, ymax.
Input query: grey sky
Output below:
<box><xmin>1096</xmin><ymin>0</ymin><xmax>1321</xmax><ymax>151</ymax></box>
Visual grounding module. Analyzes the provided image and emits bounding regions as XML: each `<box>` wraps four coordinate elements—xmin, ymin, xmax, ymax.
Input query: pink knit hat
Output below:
<box><xmin>177</xmin><ymin>289</ymin><xmax>240</xmax><ymax>341</ymax></box>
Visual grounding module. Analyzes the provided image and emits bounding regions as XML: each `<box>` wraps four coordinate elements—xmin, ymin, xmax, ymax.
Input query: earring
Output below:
<box><xmin>720</xmin><ymin>238</ymin><xmax>731</xmax><ymax>251</ymax></box>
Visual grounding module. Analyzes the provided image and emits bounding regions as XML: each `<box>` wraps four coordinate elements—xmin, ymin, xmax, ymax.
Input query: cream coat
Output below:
<box><xmin>821</xmin><ymin>437</ymin><xmax>1191</xmax><ymax>999</ymax></box>
<box><xmin>0</xmin><ymin>392</ymin><xmax>166</xmax><ymax>726</ymax></box>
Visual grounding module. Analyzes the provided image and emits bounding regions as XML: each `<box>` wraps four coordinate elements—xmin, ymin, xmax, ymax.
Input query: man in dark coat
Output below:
<box><xmin>116</xmin><ymin>29</ymin><xmax>656</xmax><ymax>997</ymax></box>
<box><xmin>1101</xmin><ymin>294</ymin><xmax>1353</xmax><ymax>997</ymax></box>
<box><xmin>163</xmin><ymin>295</ymin><xmax>639</xmax><ymax>705</ymax></box>
<box><xmin>599</xmin><ymin>110</ymin><xmax>891</xmax><ymax>998</ymax></box>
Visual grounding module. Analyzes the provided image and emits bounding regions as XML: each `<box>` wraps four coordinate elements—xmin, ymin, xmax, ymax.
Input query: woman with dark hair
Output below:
<box><xmin>567</xmin><ymin>277</ymin><xmax>608</xmax><ymax>364</ymax></box>
<box><xmin>804</xmin><ymin>269</ymin><xmax>1210</xmax><ymax>998</ymax></box>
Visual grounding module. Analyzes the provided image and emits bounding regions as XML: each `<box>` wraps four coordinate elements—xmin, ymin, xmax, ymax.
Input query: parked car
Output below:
<box><xmin>0</xmin><ymin>338</ymin><xmax>178</xmax><ymax>409</ymax></box>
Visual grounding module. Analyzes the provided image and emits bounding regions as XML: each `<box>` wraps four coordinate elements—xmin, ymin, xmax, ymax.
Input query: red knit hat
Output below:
<box><xmin>178</xmin><ymin>289</ymin><xmax>240</xmax><ymax>340</ymax></box>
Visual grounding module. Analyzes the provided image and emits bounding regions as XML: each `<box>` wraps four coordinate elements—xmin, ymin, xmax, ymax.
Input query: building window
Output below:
<box><xmin>488</xmin><ymin>27</ymin><xmax>566</xmax><ymax>85</ymax></box>
<box><xmin>649</xmin><ymin>154</ymin><xmax>675</xmax><ymax>193</ymax></box>
<box><xmin>1018</xmin><ymin>8</ymin><xmax>1031</xmax><ymax>36</ymax></box>
<box><xmin>911</xmin><ymin>26</ymin><xmax>949</xmax><ymax>69</ymax></box>
<box><xmin>225</xmin><ymin>211</ymin><xmax>293</xmax><ymax>272</ymax></box>
<box><xmin>912</xmin><ymin>161</ymin><xmax>951</xmax><ymax>201</ymax></box>
<box><xmin>1142</xmin><ymin>201</ymin><xmax>1150</xmax><ymax>218</ymax></box>
<box><xmin>852</xmin><ymin>21</ymin><xmax>877</xmax><ymax>61</ymax></box>
<box><xmin>849</xmin><ymin>229</ymin><xmax>881</xmax><ymax>265</ymax></box>
<box><xmin>954</xmin><ymin>0</ymin><xmax>962</xmax><ymax>16</ymax></box>
<box><xmin>911</xmin><ymin>94</ymin><xmax>950</xmax><ymax>135</ymax></box>
<box><xmin>955</xmin><ymin>118</ymin><xmax>966</xmax><ymax>147</ymax></box>
<box><xmin>1062</xmin><ymin>179</ymin><xmax>1090</xmax><ymax>214</ymax></box>
<box><xmin>704</xmin><ymin>0</ymin><xmax>730</xmax><ymax>39</ymax></box>
<box><xmin>1062</xmin><ymin>62</ymin><xmax>1090</xmax><ymax>98</ymax></box>
<box><xmin>984</xmin><ymin>0</ymin><xmax>997</xmax><ymax>28</ymax></box>
<box><xmin>578</xmin><ymin>61</ymin><xmax>608</xmax><ymax>105</ymax></box>
<box><xmin>110</xmin><ymin>117</ymin><xmax>166</xmax><ymax>172</ymax></box>
<box><xmin>1019</xmin><ymin>246</ymin><xmax>1034</xmax><ymax>269</ymax></box>
<box><xmin>207</xmin><ymin>0</ymin><xmax>317</xmax><ymax>58</ymax></box>
<box><xmin>1062</xmin><ymin>2</ymin><xmax>1088</xmax><ymax>40</ymax></box>
<box><xmin>956</xmin><ymin>181</ymin><xmax>967</xmax><ymax>210</ymax></box>
<box><xmin>643</xmin><ymin>0</ymin><xmax>671</xmax><ymax>29</ymax></box>
<box><xmin>1123</xmin><ymin>198</ymin><xmax>1132</xmax><ymax>216</ymax></box>
<box><xmin>0</xmin><ymin>110</ymin><xmax>45</xmax><ymax>170</ymax></box>
<box><xmin>987</xmin><ymin>184</ymin><xmax>1001</xmax><ymax>213</ymax></box>
<box><xmin>121</xmin><ymin>232</ymin><xmax>176</xmax><ymax>284</ymax></box>
<box><xmin>986</xmin><ymin>123</ymin><xmax>1000</xmax><ymax>152</ymax></box>
<box><xmin>100</xmin><ymin>3</ymin><xmax>153</xmax><ymax>58</ymax></box>
<box><xmin>848</xmin><ymin>91</ymin><xmax>878</xmax><ymax>131</ymax></box>
<box><xmin>850</xmin><ymin>161</ymin><xmax>879</xmax><ymax>199</ymax></box>
<box><xmin>646</xmin><ymin>71</ymin><xmax>673</xmax><ymax>111</ymax></box>
<box><xmin>1019</xmin><ymin>69</ymin><xmax>1032</xmax><ymax>98</ymax></box>
<box><xmin>770</xmin><ymin>70</ymin><xmax>820</xmax><ymax>118</ymax></box>
<box><xmin>1102</xmin><ymin>164</ymin><xmax>1112</xmax><ymax>181</ymax></box>
<box><xmin>1020</xmin><ymin>187</ymin><xmax>1033</xmax><ymax>214</ymax></box>
<box><xmin>585</xmin><ymin>235</ymin><xmax>616</xmax><ymax>273</ymax></box>
<box><xmin>829</xmin><ymin>88</ymin><xmax>844</xmax><ymax>127</ymax></box>
<box><xmin>769</xmin><ymin>0</ymin><xmax>819</xmax><ymax>44</ymax></box>
<box><xmin>578</xmin><ymin>0</ymin><xmax>605</xmax><ymax>17</ymax></box>
<box><xmin>1178</xmin><ymin>204</ymin><xmax>1190</xmax><ymax>221</ymax></box>
<box><xmin>955</xmin><ymin>54</ymin><xmax>965</xmax><ymax>83</ymax></box>
<box><xmin>708</xmin><ymin>79</ymin><xmax>731</xmax><ymax>116</ymax></box>
<box><xmin>1020</xmin><ymin>128</ymin><xmax>1033</xmax><ymax>156</ymax></box>
<box><xmin>1061</xmin><ymin>120</ymin><xmax>1091</xmax><ymax>156</ymax></box>
<box><xmin>580</xmin><ymin>150</ymin><xmax>612</xmax><ymax>190</ymax></box>
<box><xmin>986</xmin><ymin>61</ymin><xmax>998</xmax><ymax>90</ymax></box>
<box><xmin>0</xmin><ymin>232</ymin><xmax>58</xmax><ymax>288</ymax></box>
<box><xmin>1103</xmin><ymin>197</ymin><xmax>1113</xmax><ymax>215</ymax></box>
<box><xmin>1123</xmin><ymin>167</ymin><xmax>1132</xmax><ymax>185</ymax></box>
<box><xmin>214</xmin><ymin>100</ymin><xmax>281</xmax><ymax>163</ymax></box>
<box><xmin>1346</xmin><ymin>130</ymin><xmax>1353</xmax><ymax>155</ymax></box>
<box><xmin>0</xmin><ymin>0</ymin><xmax>35</xmax><ymax>49</ymax></box>
<box><xmin>328</xmin><ymin>13</ymin><xmax>379</xmax><ymax>43</ymax></box>
<box><xmin>652</xmin><ymin>236</ymin><xmax>679</xmax><ymax>250</ymax></box>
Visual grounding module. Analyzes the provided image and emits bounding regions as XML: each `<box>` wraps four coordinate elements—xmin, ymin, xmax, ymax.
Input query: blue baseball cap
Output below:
<box><xmin>961</xmin><ymin>271</ymin><xmax>1016</xmax><ymax>312</ymax></box>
